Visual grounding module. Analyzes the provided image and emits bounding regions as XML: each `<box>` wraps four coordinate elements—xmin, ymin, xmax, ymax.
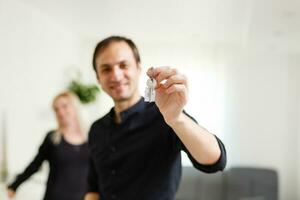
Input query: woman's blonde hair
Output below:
<box><xmin>51</xmin><ymin>91</ymin><xmax>88</xmax><ymax>145</ymax></box>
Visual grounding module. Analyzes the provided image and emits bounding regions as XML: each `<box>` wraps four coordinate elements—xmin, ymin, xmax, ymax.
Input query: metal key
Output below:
<box><xmin>145</xmin><ymin>78</ymin><xmax>156</xmax><ymax>102</ymax></box>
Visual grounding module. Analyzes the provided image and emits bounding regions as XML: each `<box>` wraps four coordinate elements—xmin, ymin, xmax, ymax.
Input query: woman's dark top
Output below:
<box><xmin>8</xmin><ymin>131</ymin><xmax>89</xmax><ymax>200</ymax></box>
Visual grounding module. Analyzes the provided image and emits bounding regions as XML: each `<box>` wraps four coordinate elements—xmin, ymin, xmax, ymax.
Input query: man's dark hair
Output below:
<box><xmin>92</xmin><ymin>36</ymin><xmax>141</xmax><ymax>72</ymax></box>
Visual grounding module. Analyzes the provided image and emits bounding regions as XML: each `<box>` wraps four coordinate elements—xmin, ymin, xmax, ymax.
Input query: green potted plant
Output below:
<box><xmin>68</xmin><ymin>79</ymin><xmax>100</xmax><ymax>104</ymax></box>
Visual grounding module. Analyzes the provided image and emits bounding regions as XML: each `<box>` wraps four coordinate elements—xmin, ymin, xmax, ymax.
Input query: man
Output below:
<box><xmin>85</xmin><ymin>36</ymin><xmax>226</xmax><ymax>200</ymax></box>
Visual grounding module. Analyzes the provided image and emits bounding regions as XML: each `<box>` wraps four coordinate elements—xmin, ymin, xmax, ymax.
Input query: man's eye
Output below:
<box><xmin>120</xmin><ymin>63</ymin><xmax>128</xmax><ymax>69</ymax></box>
<box><xmin>101</xmin><ymin>68</ymin><xmax>110</xmax><ymax>72</ymax></box>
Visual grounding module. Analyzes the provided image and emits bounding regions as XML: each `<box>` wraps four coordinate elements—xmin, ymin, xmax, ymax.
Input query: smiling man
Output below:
<box><xmin>84</xmin><ymin>36</ymin><xmax>226</xmax><ymax>200</ymax></box>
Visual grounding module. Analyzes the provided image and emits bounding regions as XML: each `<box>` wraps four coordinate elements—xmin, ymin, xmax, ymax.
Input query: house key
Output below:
<box><xmin>145</xmin><ymin>78</ymin><xmax>157</xmax><ymax>102</ymax></box>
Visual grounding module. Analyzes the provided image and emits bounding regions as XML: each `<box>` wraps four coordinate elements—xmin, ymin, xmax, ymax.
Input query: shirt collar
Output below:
<box><xmin>109</xmin><ymin>97</ymin><xmax>147</xmax><ymax>125</ymax></box>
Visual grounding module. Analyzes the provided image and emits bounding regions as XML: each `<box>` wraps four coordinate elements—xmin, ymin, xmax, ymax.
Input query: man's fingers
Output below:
<box><xmin>163</xmin><ymin>74</ymin><xmax>187</xmax><ymax>89</ymax></box>
<box><xmin>156</xmin><ymin>68</ymin><xmax>178</xmax><ymax>83</ymax></box>
<box><xmin>147</xmin><ymin>66</ymin><xmax>179</xmax><ymax>83</ymax></box>
<box><xmin>146</xmin><ymin>67</ymin><xmax>155</xmax><ymax>77</ymax></box>
<box><xmin>165</xmin><ymin>84</ymin><xmax>187</xmax><ymax>94</ymax></box>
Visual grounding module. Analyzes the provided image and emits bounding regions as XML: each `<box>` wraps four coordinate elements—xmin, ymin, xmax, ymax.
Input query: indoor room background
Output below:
<box><xmin>0</xmin><ymin>0</ymin><xmax>299</xmax><ymax>199</ymax></box>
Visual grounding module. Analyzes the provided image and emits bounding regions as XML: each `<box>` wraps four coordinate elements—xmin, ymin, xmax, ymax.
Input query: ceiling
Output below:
<box><xmin>17</xmin><ymin>0</ymin><xmax>300</xmax><ymax>51</ymax></box>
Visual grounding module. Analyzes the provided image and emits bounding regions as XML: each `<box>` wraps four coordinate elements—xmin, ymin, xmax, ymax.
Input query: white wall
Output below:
<box><xmin>289</xmin><ymin>56</ymin><xmax>300</xmax><ymax>199</ymax></box>
<box><xmin>222</xmin><ymin>48</ymin><xmax>298</xmax><ymax>200</ymax></box>
<box><xmin>0</xmin><ymin>0</ymin><xmax>83</xmax><ymax>179</ymax></box>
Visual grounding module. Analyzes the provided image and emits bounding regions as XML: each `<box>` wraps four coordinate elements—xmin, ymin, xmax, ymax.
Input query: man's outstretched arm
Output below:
<box><xmin>148</xmin><ymin>66</ymin><xmax>224</xmax><ymax>166</ymax></box>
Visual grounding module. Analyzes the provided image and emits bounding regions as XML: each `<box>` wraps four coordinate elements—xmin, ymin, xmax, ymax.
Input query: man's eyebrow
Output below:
<box><xmin>100</xmin><ymin>60</ymin><xmax>128</xmax><ymax>68</ymax></box>
<box><xmin>99</xmin><ymin>63</ymin><xmax>111</xmax><ymax>68</ymax></box>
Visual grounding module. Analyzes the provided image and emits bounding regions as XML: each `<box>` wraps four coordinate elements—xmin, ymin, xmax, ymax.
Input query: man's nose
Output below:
<box><xmin>111</xmin><ymin>67</ymin><xmax>122</xmax><ymax>81</ymax></box>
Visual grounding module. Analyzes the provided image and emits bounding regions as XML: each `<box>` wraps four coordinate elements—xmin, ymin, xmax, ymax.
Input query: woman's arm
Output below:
<box><xmin>7</xmin><ymin>132</ymin><xmax>52</xmax><ymax>191</ymax></box>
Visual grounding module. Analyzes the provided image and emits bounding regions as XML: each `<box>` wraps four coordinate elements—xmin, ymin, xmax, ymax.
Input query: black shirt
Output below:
<box><xmin>87</xmin><ymin>97</ymin><xmax>226</xmax><ymax>200</ymax></box>
<box><xmin>8</xmin><ymin>131</ymin><xmax>89</xmax><ymax>200</ymax></box>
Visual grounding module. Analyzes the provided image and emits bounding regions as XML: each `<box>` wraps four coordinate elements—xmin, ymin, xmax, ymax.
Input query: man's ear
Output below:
<box><xmin>137</xmin><ymin>62</ymin><xmax>142</xmax><ymax>74</ymax></box>
<box><xmin>95</xmin><ymin>72</ymin><xmax>101</xmax><ymax>85</ymax></box>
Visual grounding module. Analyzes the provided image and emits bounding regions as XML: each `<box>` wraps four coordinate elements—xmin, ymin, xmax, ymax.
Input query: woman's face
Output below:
<box><xmin>53</xmin><ymin>97</ymin><xmax>77</xmax><ymax>126</ymax></box>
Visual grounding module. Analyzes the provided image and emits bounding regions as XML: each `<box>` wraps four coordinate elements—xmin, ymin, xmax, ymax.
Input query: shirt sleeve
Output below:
<box><xmin>7</xmin><ymin>132</ymin><xmax>52</xmax><ymax>191</ymax></box>
<box><xmin>86</xmin><ymin>125</ymin><xmax>99</xmax><ymax>194</ymax></box>
<box><xmin>181</xmin><ymin>135</ymin><xmax>227</xmax><ymax>173</ymax></box>
<box><xmin>173</xmin><ymin>111</ymin><xmax>227</xmax><ymax>173</ymax></box>
<box><xmin>86</xmin><ymin>156</ymin><xmax>99</xmax><ymax>193</ymax></box>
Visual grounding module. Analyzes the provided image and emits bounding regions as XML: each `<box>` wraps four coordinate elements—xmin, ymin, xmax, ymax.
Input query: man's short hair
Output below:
<box><xmin>92</xmin><ymin>36</ymin><xmax>141</xmax><ymax>72</ymax></box>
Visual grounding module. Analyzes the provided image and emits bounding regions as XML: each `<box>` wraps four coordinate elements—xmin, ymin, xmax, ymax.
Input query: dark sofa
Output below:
<box><xmin>176</xmin><ymin>166</ymin><xmax>278</xmax><ymax>200</ymax></box>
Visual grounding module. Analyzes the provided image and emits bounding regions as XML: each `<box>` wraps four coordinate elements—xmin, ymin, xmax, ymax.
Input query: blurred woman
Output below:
<box><xmin>7</xmin><ymin>91</ymin><xmax>89</xmax><ymax>200</ymax></box>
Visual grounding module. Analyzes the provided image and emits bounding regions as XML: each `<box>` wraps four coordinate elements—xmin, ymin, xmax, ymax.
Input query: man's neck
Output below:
<box><xmin>114</xmin><ymin>94</ymin><xmax>141</xmax><ymax>123</ymax></box>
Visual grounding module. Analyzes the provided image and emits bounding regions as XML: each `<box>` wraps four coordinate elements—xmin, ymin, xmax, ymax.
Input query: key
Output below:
<box><xmin>145</xmin><ymin>78</ymin><xmax>157</xmax><ymax>102</ymax></box>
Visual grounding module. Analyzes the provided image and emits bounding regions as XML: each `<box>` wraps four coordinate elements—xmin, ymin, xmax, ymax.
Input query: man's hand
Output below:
<box><xmin>85</xmin><ymin>192</ymin><xmax>100</xmax><ymax>200</ymax></box>
<box><xmin>147</xmin><ymin>66</ymin><xmax>188</xmax><ymax>125</ymax></box>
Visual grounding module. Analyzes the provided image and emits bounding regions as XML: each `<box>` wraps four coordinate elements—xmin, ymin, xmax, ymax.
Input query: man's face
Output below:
<box><xmin>95</xmin><ymin>41</ymin><xmax>141</xmax><ymax>102</ymax></box>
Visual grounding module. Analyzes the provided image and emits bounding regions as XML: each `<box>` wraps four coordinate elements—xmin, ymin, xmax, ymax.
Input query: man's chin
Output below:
<box><xmin>113</xmin><ymin>96</ymin><xmax>130</xmax><ymax>103</ymax></box>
